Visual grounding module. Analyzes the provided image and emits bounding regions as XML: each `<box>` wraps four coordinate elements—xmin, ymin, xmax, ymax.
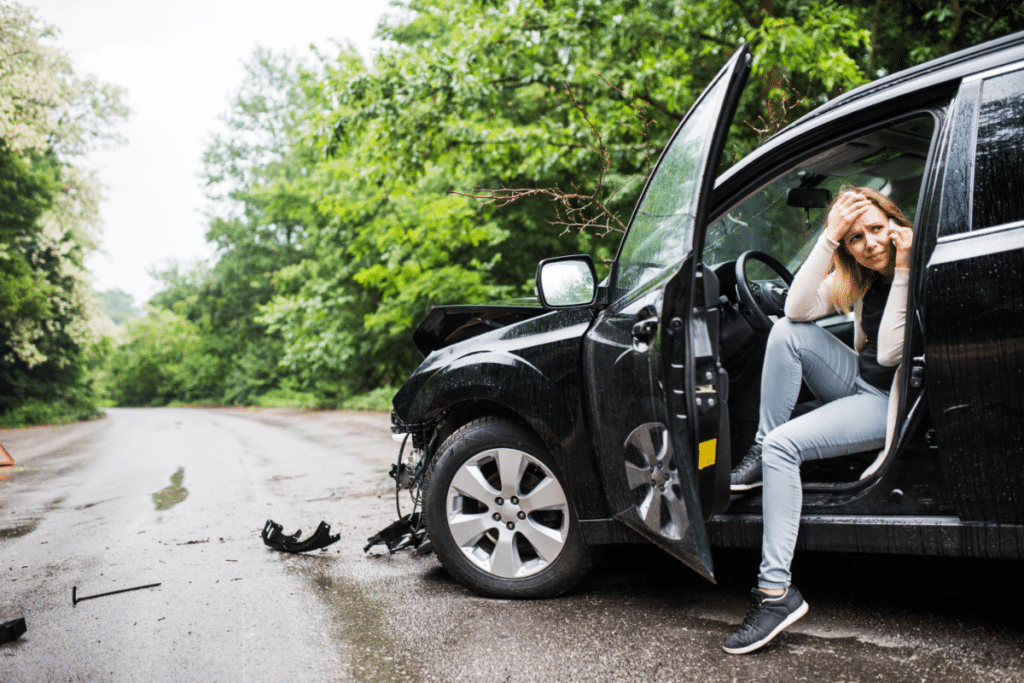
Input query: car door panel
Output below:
<box><xmin>926</xmin><ymin>67</ymin><xmax>1024</xmax><ymax>525</ymax></box>
<box><xmin>583</xmin><ymin>46</ymin><xmax>750</xmax><ymax>582</ymax></box>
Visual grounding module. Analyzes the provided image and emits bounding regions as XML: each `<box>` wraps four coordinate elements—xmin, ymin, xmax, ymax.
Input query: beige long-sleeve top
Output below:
<box><xmin>783</xmin><ymin>232</ymin><xmax>909</xmax><ymax>366</ymax></box>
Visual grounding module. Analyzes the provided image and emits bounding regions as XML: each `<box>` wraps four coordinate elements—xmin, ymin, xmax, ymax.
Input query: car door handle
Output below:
<box><xmin>631</xmin><ymin>316</ymin><xmax>659</xmax><ymax>343</ymax></box>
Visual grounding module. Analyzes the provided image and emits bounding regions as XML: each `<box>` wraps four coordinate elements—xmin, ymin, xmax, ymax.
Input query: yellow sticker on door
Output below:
<box><xmin>698</xmin><ymin>439</ymin><xmax>716</xmax><ymax>470</ymax></box>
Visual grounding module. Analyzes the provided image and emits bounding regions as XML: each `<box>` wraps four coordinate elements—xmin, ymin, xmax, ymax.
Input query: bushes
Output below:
<box><xmin>103</xmin><ymin>310</ymin><xmax>220</xmax><ymax>407</ymax></box>
<box><xmin>0</xmin><ymin>395</ymin><xmax>100</xmax><ymax>429</ymax></box>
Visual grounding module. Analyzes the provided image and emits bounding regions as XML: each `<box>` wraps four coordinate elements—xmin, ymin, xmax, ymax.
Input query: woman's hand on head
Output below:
<box><xmin>889</xmin><ymin>222</ymin><xmax>914</xmax><ymax>269</ymax></box>
<box><xmin>826</xmin><ymin>192</ymin><xmax>873</xmax><ymax>243</ymax></box>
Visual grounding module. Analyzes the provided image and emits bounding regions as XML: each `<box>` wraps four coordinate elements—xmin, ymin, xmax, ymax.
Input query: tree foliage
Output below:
<box><xmin>104</xmin><ymin>0</ymin><xmax>1023</xmax><ymax>409</ymax></box>
<box><xmin>0</xmin><ymin>3</ymin><xmax>127</xmax><ymax>425</ymax></box>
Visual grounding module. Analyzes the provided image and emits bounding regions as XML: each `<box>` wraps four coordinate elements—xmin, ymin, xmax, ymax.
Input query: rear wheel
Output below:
<box><xmin>423</xmin><ymin>417</ymin><xmax>597</xmax><ymax>598</ymax></box>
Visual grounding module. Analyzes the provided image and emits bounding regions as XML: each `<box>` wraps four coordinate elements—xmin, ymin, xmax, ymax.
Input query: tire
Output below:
<box><xmin>423</xmin><ymin>416</ymin><xmax>598</xmax><ymax>598</ymax></box>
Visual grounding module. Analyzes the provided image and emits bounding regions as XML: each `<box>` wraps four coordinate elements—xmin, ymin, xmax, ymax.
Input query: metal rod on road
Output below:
<box><xmin>72</xmin><ymin>583</ymin><xmax>162</xmax><ymax>606</ymax></box>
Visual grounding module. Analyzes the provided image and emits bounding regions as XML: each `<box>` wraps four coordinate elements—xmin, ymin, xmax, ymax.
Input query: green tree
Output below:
<box><xmin>115</xmin><ymin>50</ymin><xmax>321</xmax><ymax>406</ymax></box>
<box><xmin>104</xmin><ymin>308</ymin><xmax>219</xmax><ymax>407</ymax></box>
<box><xmin>0</xmin><ymin>3</ymin><xmax>127</xmax><ymax>425</ymax></box>
<box><xmin>120</xmin><ymin>0</ymin><xmax>1022</xmax><ymax>411</ymax></box>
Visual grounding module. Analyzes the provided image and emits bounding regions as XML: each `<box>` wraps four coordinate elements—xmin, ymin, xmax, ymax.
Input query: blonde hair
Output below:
<box><xmin>827</xmin><ymin>185</ymin><xmax>912</xmax><ymax>312</ymax></box>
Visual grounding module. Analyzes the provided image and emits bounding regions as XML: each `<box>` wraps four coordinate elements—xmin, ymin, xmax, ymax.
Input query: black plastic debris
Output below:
<box><xmin>262</xmin><ymin>519</ymin><xmax>339</xmax><ymax>553</ymax></box>
<box><xmin>364</xmin><ymin>513</ymin><xmax>430</xmax><ymax>554</ymax></box>
<box><xmin>388</xmin><ymin>460</ymin><xmax>419</xmax><ymax>490</ymax></box>
<box><xmin>72</xmin><ymin>583</ymin><xmax>161</xmax><ymax>607</ymax></box>
<box><xmin>0</xmin><ymin>617</ymin><xmax>26</xmax><ymax>645</ymax></box>
<box><xmin>368</xmin><ymin>432</ymin><xmax>430</xmax><ymax>555</ymax></box>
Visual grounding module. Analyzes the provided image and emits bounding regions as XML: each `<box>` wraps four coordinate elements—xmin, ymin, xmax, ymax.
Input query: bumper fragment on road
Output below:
<box><xmin>0</xmin><ymin>617</ymin><xmax>26</xmax><ymax>644</ymax></box>
<box><xmin>261</xmin><ymin>519</ymin><xmax>340</xmax><ymax>553</ymax></box>
<box><xmin>364</xmin><ymin>512</ymin><xmax>429</xmax><ymax>554</ymax></box>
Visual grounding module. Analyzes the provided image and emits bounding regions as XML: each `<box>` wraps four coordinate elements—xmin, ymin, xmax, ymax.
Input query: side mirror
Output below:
<box><xmin>536</xmin><ymin>255</ymin><xmax>598</xmax><ymax>309</ymax></box>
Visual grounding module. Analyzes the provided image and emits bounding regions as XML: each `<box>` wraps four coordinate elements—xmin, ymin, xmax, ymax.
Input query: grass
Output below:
<box><xmin>252</xmin><ymin>388</ymin><xmax>321</xmax><ymax>409</ymax></box>
<box><xmin>0</xmin><ymin>398</ymin><xmax>103</xmax><ymax>428</ymax></box>
<box><xmin>62</xmin><ymin>386</ymin><xmax>397</xmax><ymax>418</ymax></box>
<box><xmin>338</xmin><ymin>386</ymin><xmax>395</xmax><ymax>412</ymax></box>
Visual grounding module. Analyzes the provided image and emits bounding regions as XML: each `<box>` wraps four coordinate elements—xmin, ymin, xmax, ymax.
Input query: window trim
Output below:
<box><xmin>962</xmin><ymin>60</ymin><xmax>1024</xmax><ymax>83</ymax></box>
<box><xmin>931</xmin><ymin>220</ymin><xmax>1024</xmax><ymax>265</ymax></box>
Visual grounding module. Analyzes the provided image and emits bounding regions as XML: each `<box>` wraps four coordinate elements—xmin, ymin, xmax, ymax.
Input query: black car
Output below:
<box><xmin>389</xmin><ymin>33</ymin><xmax>1024</xmax><ymax>598</ymax></box>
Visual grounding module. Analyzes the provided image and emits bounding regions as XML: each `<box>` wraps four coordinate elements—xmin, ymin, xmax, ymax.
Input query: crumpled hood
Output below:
<box><xmin>411</xmin><ymin>298</ymin><xmax>545</xmax><ymax>356</ymax></box>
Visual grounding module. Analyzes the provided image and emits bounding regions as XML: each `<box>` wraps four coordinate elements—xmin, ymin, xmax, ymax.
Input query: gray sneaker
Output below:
<box><xmin>723</xmin><ymin>586</ymin><xmax>809</xmax><ymax>654</ymax></box>
<box><xmin>730</xmin><ymin>444</ymin><xmax>763</xmax><ymax>491</ymax></box>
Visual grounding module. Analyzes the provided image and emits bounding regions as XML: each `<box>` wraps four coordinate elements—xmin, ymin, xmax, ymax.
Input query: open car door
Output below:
<box><xmin>583</xmin><ymin>46</ymin><xmax>750</xmax><ymax>582</ymax></box>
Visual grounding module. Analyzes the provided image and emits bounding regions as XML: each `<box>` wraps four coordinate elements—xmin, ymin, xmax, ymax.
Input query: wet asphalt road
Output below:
<box><xmin>1</xmin><ymin>407</ymin><xmax>1022</xmax><ymax>682</ymax></box>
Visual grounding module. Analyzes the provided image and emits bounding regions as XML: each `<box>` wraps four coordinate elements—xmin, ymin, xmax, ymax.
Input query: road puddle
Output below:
<box><xmin>0</xmin><ymin>518</ymin><xmax>39</xmax><ymax>541</ymax></box>
<box><xmin>0</xmin><ymin>464</ymin><xmax>54</xmax><ymax>484</ymax></box>
<box><xmin>292</xmin><ymin>559</ymin><xmax>417</xmax><ymax>682</ymax></box>
<box><xmin>153</xmin><ymin>467</ymin><xmax>189</xmax><ymax>511</ymax></box>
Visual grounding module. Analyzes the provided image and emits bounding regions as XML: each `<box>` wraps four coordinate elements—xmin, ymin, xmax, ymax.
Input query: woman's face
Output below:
<box><xmin>841</xmin><ymin>203</ymin><xmax>893</xmax><ymax>273</ymax></box>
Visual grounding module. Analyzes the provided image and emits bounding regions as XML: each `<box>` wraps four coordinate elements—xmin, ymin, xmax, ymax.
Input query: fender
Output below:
<box><xmin>393</xmin><ymin>309</ymin><xmax>593</xmax><ymax>444</ymax></box>
<box><xmin>391</xmin><ymin>309</ymin><xmax>608</xmax><ymax>518</ymax></box>
<box><xmin>407</xmin><ymin>349</ymin><xmax>574</xmax><ymax>450</ymax></box>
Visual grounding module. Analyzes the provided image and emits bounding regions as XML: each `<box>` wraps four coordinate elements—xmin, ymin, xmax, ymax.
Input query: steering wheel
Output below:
<box><xmin>735</xmin><ymin>251</ymin><xmax>795</xmax><ymax>332</ymax></box>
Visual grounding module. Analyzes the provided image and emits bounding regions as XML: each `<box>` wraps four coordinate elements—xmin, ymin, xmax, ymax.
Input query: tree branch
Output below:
<box><xmin>729</xmin><ymin>0</ymin><xmax>762</xmax><ymax>28</ymax></box>
<box><xmin>697</xmin><ymin>33</ymin><xmax>741</xmax><ymax>50</ymax></box>
<box><xmin>561</xmin><ymin>79</ymin><xmax>609</xmax><ymax>201</ymax></box>
<box><xmin>454</xmin><ymin>79</ymin><xmax>661</xmax><ymax>240</ymax></box>
<box><xmin>444</xmin><ymin>138</ymin><xmax>588</xmax><ymax>150</ymax></box>
<box><xmin>866</xmin><ymin>0</ymin><xmax>883</xmax><ymax>78</ymax></box>
<box><xmin>452</xmin><ymin>185</ymin><xmax>629</xmax><ymax>236</ymax></box>
<box><xmin>939</xmin><ymin>0</ymin><xmax>966</xmax><ymax>55</ymax></box>
<box><xmin>978</xmin><ymin>0</ymin><xmax>1018</xmax><ymax>43</ymax></box>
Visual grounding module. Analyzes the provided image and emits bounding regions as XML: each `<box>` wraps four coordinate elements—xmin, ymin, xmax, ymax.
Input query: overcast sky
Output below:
<box><xmin>28</xmin><ymin>0</ymin><xmax>393</xmax><ymax>306</ymax></box>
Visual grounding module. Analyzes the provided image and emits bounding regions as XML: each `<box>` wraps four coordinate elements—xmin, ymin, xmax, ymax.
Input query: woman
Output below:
<box><xmin>723</xmin><ymin>186</ymin><xmax>914</xmax><ymax>655</ymax></box>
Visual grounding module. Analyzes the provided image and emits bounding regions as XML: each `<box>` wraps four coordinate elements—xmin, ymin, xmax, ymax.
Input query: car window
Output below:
<box><xmin>940</xmin><ymin>65</ymin><xmax>1024</xmax><ymax>238</ymax></box>
<box><xmin>973</xmin><ymin>67</ymin><xmax>1024</xmax><ymax>232</ymax></box>
<box><xmin>614</xmin><ymin>75</ymin><xmax>730</xmax><ymax>297</ymax></box>
<box><xmin>704</xmin><ymin>116</ymin><xmax>935</xmax><ymax>278</ymax></box>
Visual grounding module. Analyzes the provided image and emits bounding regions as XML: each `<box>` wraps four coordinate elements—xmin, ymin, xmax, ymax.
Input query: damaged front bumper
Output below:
<box><xmin>363</xmin><ymin>513</ymin><xmax>430</xmax><ymax>554</ymax></box>
<box><xmin>363</xmin><ymin>415</ymin><xmax>435</xmax><ymax>555</ymax></box>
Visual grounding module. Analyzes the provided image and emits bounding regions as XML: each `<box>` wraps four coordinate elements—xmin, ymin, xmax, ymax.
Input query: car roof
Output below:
<box><xmin>715</xmin><ymin>30</ymin><xmax>1024</xmax><ymax>194</ymax></box>
<box><xmin>794</xmin><ymin>30</ymin><xmax>1024</xmax><ymax>126</ymax></box>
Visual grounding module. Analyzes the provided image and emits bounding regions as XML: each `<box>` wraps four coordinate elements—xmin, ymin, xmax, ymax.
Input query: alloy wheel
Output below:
<box><xmin>445</xmin><ymin>447</ymin><xmax>569</xmax><ymax>579</ymax></box>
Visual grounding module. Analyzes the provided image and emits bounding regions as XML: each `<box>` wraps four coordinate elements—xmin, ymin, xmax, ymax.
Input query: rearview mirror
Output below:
<box><xmin>536</xmin><ymin>255</ymin><xmax>598</xmax><ymax>309</ymax></box>
<box><xmin>786</xmin><ymin>188</ymin><xmax>832</xmax><ymax>208</ymax></box>
<box><xmin>787</xmin><ymin>188</ymin><xmax>833</xmax><ymax>231</ymax></box>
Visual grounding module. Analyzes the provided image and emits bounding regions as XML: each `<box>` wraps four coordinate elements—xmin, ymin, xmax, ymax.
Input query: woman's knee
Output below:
<box><xmin>767</xmin><ymin>318</ymin><xmax>822</xmax><ymax>350</ymax></box>
<box><xmin>761</xmin><ymin>431</ymin><xmax>801</xmax><ymax>471</ymax></box>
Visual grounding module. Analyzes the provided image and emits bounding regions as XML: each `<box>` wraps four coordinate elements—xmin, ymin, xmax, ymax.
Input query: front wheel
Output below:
<box><xmin>423</xmin><ymin>417</ymin><xmax>598</xmax><ymax>598</ymax></box>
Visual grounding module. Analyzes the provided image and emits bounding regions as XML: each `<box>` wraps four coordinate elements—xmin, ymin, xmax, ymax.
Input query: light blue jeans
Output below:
<box><xmin>755</xmin><ymin>318</ymin><xmax>889</xmax><ymax>590</ymax></box>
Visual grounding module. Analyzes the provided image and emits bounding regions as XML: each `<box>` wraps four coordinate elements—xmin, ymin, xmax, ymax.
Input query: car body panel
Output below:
<box><xmin>411</xmin><ymin>300</ymin><xmax>546</xmax><ymax>356</ymax></box>
<box><xmin>924</xmin><ymin>66</ymin><xmax>1024</xmax><ymax>523</ymax></box>
<box><xmin>392</xmin><ymin>306</ymin><xmax>611</xmax><ymax>520</ymax></box>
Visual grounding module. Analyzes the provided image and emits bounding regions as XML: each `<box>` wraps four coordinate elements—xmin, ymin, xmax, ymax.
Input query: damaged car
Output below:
<box><xmin>388</xmin><ymin>33</ymin><xmax>1024</xmax><ymax>598</ymax></box>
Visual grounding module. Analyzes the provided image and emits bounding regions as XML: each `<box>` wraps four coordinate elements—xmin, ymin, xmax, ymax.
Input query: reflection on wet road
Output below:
<box><xmin>0</xmin><ymin>407</ymin><xmax>1021</xmax><ymax>682</ymax></box>
<box><xmin>153</xmin><ymin>467</ymin><xmax>188</xmax><ymax>511</ymax></box>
